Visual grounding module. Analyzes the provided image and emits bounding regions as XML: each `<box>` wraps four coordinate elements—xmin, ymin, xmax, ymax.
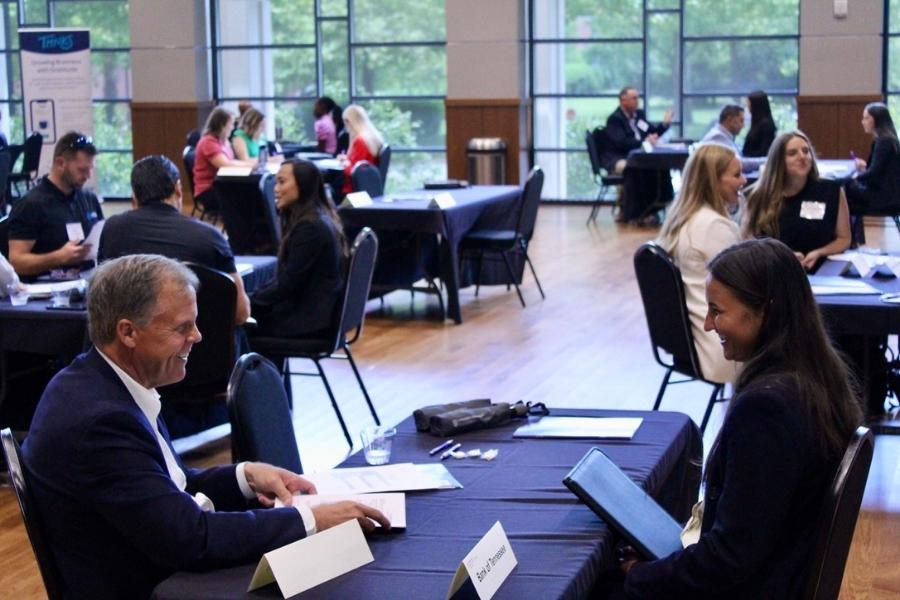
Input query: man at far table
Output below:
<box><xmin>23</xmin><ymin>254</ymin><xmax>390</xmax><ymax>599</ymax></box>
<box><xmin>602</xmin><ymin>86</ymin><xmax>673</xmax><ymax>174</ymax></box>
<box><xmin>700</xmin><ymin>104</ymin><xmax>766</xmax><ymax>173</ymax></box>
<box><xmin>99</xmin><ymin>154</ymin><xmax>251</xmax><ymax>325</ymax></box>
<box><xmin>8</xmin><ymin>131</ymin><xmax>103</xmax><ymax>280</ymax></box>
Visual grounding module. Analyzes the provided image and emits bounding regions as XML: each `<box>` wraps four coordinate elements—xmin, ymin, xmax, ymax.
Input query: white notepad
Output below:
<box><xmin>513</xmin><ymin>417</ymin><xmax>643</xmax><ymax>439</ymax></box>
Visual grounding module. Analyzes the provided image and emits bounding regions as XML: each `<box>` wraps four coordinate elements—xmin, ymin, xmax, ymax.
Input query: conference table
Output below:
<box><xmin>622</xmin><ymin>145</ymin><xmax>688</xmax><ymax>222</ymax></box>
<box><xmin>152</xmin><ymin>408</ymin><xmax>701</xmax><ymax>599</ymax></box>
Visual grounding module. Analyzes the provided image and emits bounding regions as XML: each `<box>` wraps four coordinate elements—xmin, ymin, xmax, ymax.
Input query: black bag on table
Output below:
<box><xmin>413</xmin><ymin>400</ymin><xmax>548</xmax><ymax>437</ymax></box>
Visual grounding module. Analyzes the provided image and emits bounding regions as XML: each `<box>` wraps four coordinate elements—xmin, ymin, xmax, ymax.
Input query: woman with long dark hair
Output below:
<box><xmin>846</xmin><ymin>102</ymin><xmax>900</xmax><ymax>214</ymax></box>
<box><xmin>742</xmin><ymin>90</ymin><xmax>776</xmax><ymax>158</ymax></box>
<box><xmin>251</xmin><ymin>159</ymin><xmax>347</xmax><ymax>337</ymax></box>
<box><xmin>313</xmin><ymin>96</ymin><xmax>343</xmax><ymax>155</ymax></box>
<box><xmin>743</xmin><ymin>130</ymin><xmax>850</xmax><ymax>270</ymax></box>
<box><xmin>623</xmin><ymin>238</ymin><xmax>863</xmax><ymax>598</ymax></box>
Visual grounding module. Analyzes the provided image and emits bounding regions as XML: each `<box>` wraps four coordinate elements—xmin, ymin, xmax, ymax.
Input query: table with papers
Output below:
<box><xmin>813</xmin><ymin>255</ymin><xmax>900</xmax><ymax>336</ymax></box>
<box><xmin>152</xmin><ymin>408</ymin><xmax>701</xmax><ymax>599</ymax></box>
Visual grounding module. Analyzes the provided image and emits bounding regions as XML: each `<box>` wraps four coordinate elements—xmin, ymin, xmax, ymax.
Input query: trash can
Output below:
<box><xmin>467</xmin><ymin>138</ymin><xmax>507</xmax><ymax>185</ymax></box>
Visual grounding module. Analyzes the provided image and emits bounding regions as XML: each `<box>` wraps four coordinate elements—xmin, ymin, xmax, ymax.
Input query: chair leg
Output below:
<box><xmin>653</xmin><ymin>368</ymin><xmax>673</xmax><ymax>411</ymax></box>
<box><xmin>501</xmin><ymin>251</ymin><xmax>526</xmax><ymax>307</ymax></box>
<box><xmin>523</xmin><ymin>246</ymin><xmax>545</xmax><ymax>300</ymax></box>
<box><xmin>313</xmin><ymin>358</ymin><xmax>353</xmax><ymax>448</ymax></box>
<box><xmin>699</xmin><ymin>384</ymin><xmax>724</xmax><ymax>433</ymax></box>
<box><xmin>474</xmin><ymin>250</ymin><xmax>484</xmax><ymax>298</ymax></box>
<box><xmin>343</xmin><ymin>343</ymin><xmax>380</xmax><ymax>426</ymax></box>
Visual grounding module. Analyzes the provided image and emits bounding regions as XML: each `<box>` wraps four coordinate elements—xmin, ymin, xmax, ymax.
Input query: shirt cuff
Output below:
<box><xmin>293</xmin><ymin>502</ymin><xmax>317</xmax><ymax>536</ymax></box>
<box><xmin>235</xmin><ymin>462</ymin><xmax>256</xmax><ymax>500</ymax></box>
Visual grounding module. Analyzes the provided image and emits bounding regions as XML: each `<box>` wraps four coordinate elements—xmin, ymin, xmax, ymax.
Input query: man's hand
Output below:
<box><xmin>646</xmin><ymin>133</ymin><xmax>660</xmax><ymax>146</ymax></box>
<box><xmin>662</xmin><ymin>108</ymin><xmax>674</xmax><ymax>125</ymax></box>
<box><xmin>243</xmin><ymin>462</ymin><xmax>316</xmax><ymax>507</ymax></box>
<box><xmin>312</xmin><ymin>501</ymin><xmax>391</xmax><ymax>534</ymax></box>
<box><xmin>55</xmin><ymin>240</ymin><xmax>91</xmax><ymax>266</ymax></box>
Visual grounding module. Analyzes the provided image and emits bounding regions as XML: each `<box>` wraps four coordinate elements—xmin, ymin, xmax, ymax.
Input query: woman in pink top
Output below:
<box><xmin>313</xmin><ymin>97</ymin><xmax>341</xmax><ymax>155</ymax></box>
<box><xmin>192</xmin><ymin>107</ymin><xmax>256</xmax><ymax>212</ymax></box>
<box><xmin>339</xmin><ymin>104</ymin><xmax>384</xmax><ymax>195</ymax></box>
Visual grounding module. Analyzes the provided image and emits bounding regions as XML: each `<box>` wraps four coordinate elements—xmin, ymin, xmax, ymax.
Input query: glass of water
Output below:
<box><xmin>6</xmin><ymin>282</ymin><xmax>28</xmax><ymax>306</ymax></box>
<box><xmin>360</xmin><ymin>426</ymin><xmax>397</xmax><ymax>465</ymax></box>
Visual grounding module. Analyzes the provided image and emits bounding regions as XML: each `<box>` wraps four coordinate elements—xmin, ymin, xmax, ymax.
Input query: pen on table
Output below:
<box><xmin>429</xmin><ymin>439</ymin><xmax>455</xmax><ymax>456</ymax></box>
<box><xmin>440</xmin><ymin>443</ymin><xmax>462</xmax><ymax>460</ymax></box>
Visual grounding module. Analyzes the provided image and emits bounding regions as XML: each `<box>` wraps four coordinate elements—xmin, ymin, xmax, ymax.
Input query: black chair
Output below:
<box><xmin>8</xmin><ymin>132</ymin><xmax>43</xmax><ymax>200</ymax></box>
<box><xmin>186</xmin><ymin>128</ymin><xmax>202</xmax><ymax>149</ymax></box>
<box><xmin>0</xmin><ymin>151</ymin><xmax>12</xmax><ymax>215</ymax></box>
<box><xmin>227</xmin><ymin>353</ymin><xmax>303</xmax><ymax>473</ymax></box>
<box><xmin>585</xmin><ymin>128</ymin><xmax>624</xmax><ymax>225</ymax></box>
<box><xmin>350</xmin><ymin>160</ymin><xmax>384</xmax><ymax>197</ymax></box>
<box><xmin>0</xmin><ymin>214</ymin><xmax>9</xmax><ymax>258</ymax></box>
<box><xmin>633</xmin><ymin>242</ymin><xmax>726</xmax><ymax>432</ymax></box>
<box><xmin>182</xmin><ymin>145</ymin><xmax>206</xmax><ymax>220</ymax></box>
<box><xmin>158</xmin><ymin>263</ymin><xmax>237</xmax><ymax>438</ymax></box>
<box><xmin>336</xmin><ymin>129</ymin><xmax>349</xmax><ymax>156</ymax></box>
<box><xmin>260</xmin><ymin>172</ymin><xmax>283</xmax><ymax>250</ymax></box>
<box><xmin>378</xmin><ymin>144</ymin><xmax>391</xmax><ymax>190</ymax></box>
<box><xmin>249</xmin><ymin>228</ymin><xmax>381</xmax><ymax>448</ymax></box>
<box><xmin>460</xmin><ymin>166</ymin><xmax>546</xmax><ymax>307</ymax></box>
<box><xmin>804</xmin><ymin>426</ymin><xmax>874</xmax><ymax>600</ymax></box>
<box><xmin>1</xmin><ymin>428</ymin><xmax>66</xmax><ymax>600</ymax></box>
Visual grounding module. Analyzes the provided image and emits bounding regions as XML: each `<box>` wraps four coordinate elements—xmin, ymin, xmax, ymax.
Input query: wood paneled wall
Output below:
<box><xmin>445</xmin><ymin>98</ymin><xmax>530</xmax><ymax>185</ymax></box>
<box><xmin>131</xmin><ymin>101</ymin><xmax>215</xmax><ymax>201</ymax></box>
<box><xmin>797</xmin><ymin>95</ymin><xmax>883</xmax><ymax>159</ymax></box>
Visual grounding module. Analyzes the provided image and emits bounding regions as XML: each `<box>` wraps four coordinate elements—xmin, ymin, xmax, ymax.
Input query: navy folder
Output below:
<box><xmin>563</xmin><ymin>447</ymin><xmax>685</xmax><ymax>560</ymax></box>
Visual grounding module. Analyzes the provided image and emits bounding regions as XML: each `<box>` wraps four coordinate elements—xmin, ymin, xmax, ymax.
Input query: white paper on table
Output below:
<box><xmin>512</xmin><ymin>416</ymin><xmax>643</xmax><ymax>439</ymax></box>
<box><xmin>275</xmin><ymin>493</ymin><xmax>406</xmax><ymax>528</ymax></box>
<box><xmin>808</xmin><ymin>275</ymin><xmax>882</xmax><ymax>295</ymax></box>
<box><xmin>316</xmin><ymin>158</ymin><xmax>343</xmax><ymax>171</ymax></box>
<box><xmin>24</xmin><ymin>279</ymin><xmax>85</xmax><ymax>296</ymax></box>
<box><xmin>235</xmin><ymin>262</ymin><xmax>254</xmax><ymax>276</ymax></box>
<box><xmin>247</xmin><ymin>519</ymin><xmax>373</xmax><ymax>597</ymax></box>
<box><xmin>217</xmin><ymin>166</ymin><xmax>253</xmax><ymax>177</ymax></box>
<box><xmin>302</xmin><ymin>463</ymin><xmax>461</xmax><ymax>495</ymax></box>
<box><xmin>82</xmin><ymin>219</ymin><xmax>104</xmax><ymax>261</ymax></box>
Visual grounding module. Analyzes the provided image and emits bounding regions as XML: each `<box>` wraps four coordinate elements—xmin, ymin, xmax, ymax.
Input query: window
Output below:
<box><xmin>531</xmin><ymin>0</ymin><xmax>800</xmax><ymax>201</ymax></box>
<box><xmin>0</xmin><ymin>0</ymin><xmax>132</xmax><ymax>198</ymax></box>
<box><xmin>211</xmin><ymin>0</ymin><xmax>447</xmax><ymax>193</ymax></box>
<box><xmin>887</xmin><ymin>3</ymin><xmax>900</xmax><ymax>115</ymax></box>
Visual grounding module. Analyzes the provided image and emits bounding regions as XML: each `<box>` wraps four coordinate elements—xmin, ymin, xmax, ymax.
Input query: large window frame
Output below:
<box><xmin>886</xmin><ymin>2</ymin><xmax>900</xmax><ymax>115</ymax></box>
<box><xmin>530</xmin><ymin>0</ymin><xmax>800</xmax><ymax>201</ymax></box>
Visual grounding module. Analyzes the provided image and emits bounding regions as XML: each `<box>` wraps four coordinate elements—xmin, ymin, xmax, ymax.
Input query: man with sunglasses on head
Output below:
<box><xmin>8</xmin><ymin>131</ymin><xmax>103</xmax><ymax>280</ymax></box>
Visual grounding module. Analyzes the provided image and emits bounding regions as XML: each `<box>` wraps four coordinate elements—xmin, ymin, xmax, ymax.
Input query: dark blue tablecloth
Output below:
<box><xmin>151</xmin><ymin>409</ymin><xmax>701</xmax><ymax>600</ymax></box>
<box><xmin>813</xmin><ymin>258</ymin><xmax>900</xmax><ymax>336</ymax></box>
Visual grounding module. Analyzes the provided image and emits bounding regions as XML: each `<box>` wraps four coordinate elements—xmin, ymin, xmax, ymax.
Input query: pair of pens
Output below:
<box><xmin>428</xmin><ymin>439</ymin><xmax>454</xmax><ymax>456</ymax></box>
<box><xmin>440</xmin><ymin>443</ymin><xmax>462</xmax><ymax>460</ymax></box>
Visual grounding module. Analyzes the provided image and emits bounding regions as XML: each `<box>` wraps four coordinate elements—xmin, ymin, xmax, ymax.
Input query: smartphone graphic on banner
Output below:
<box><xmin>30</xmin><ymin>99</ymin><xmax>56</xmax><ymax>144</ymax></box>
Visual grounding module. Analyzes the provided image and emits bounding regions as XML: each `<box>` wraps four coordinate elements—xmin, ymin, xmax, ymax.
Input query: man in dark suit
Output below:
<box><xmin>23</xmin><ymin>254</ymin><xmax>389</xmax><ymax>599</ymax></box>
<box><xmin>602</xmin><ymin>86</ymin><xmax>673</xmax><ymax>174</ymax></box>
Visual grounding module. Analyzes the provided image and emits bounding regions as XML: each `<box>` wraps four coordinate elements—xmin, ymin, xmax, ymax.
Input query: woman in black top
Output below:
<box><xmin>742</xmin><ymin>90</ymin><xmax>776</xmax><ymax>158</ymax></box>
<box><xmin>622</xmin><ymin>238</ymin><xmax>863</xmax><ymax>599</ymax></box>
<box><xmin>743</xmin><ymin>130</ymin><xmax>850</xmax><ymax>271</ymax></box>
<box><xmin>251</xmin><ymin>159</ymin><xmax>347</xmax><ymax>337</ymax></box>
<box><xmin>846</xmin><ymin>102</ymin><xmax>900</xmax><ymax>214</ymax></box>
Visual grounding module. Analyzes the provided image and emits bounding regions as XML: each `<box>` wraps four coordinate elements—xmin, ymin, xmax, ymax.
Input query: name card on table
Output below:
<box><xmin>447</xmin><ymin>521</ymin><xmax>517</xmax><ymax>600</ymax></box>
<box><xmin>217</xmin><ymin>166</ymin><xmax>253</xmax><ymax>177</ymax></box>
<box><xmin>429</xmin><ymin>192</ymin><xmax>456</xmax><ymax>209</ymax></box>
<box><xmin>247</xmin><ymin>519</ymin><xmax>373</xmax><ymax>597</ymax></box>
<box><xmin>343</xmin><ymin>191</ymin><xmax>374</xmax><ymax>208</ymax></box>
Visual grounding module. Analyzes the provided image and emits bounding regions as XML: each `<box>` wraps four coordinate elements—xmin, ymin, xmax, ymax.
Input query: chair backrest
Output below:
<box><xmin>226</xmin><ymin>353</ymin><xmax>302</xmax><ymax>473</ymax></box>
<box><xmin>377</xmin><ymin>144</ymin><xmax>391</xmax><ymax>189</ymax></box>
<box><xmin>1</xmin><ymin>428</ymin><xmax>66</xmax><ymax>599</ymax></box>
<box><xmin>182</xmin><ymin>145</ymin><xmax>197</xmax><ymax>196</ymax></box>
<box><xmin>632</xmin><ymin>242</ymin><xmax>705</xmax><ymax>380</ymax></box>
<box><xmin>20</xmin><ymin>132</ymin><xmax>43</xmax><ymax>174</ymax></box>
<box><xmin>593</xmin><ymin>127</ymin><xmax>619</xmax><ymax>172</ymax></box>
<box><xmin>0</xmin><ymin>151</ymin><xmax>12</xmax><ymax>205</ymax></box>
<box><xmin>159</xmin><ymin>263</ymin><xmax>236</xmax><ymax>399</ymax></box>
<box><xmin>336</xmin><ymin>129</ymin><xmax>350</xmax><ymax>155</ymax></box>
<box><xmin>186</xmin><ymin>128</ymin><xmax>202</xmax><ymax>149</ymax></box>
<box><xmin>804</xmin><ymin>426</ymin><xmax>875</xmax><ymax>600</ymax></box>
<box><xmin>515</xmin><ymin>166</ymin><xmax>544</xmax><ymax>242</ymax></box>
<box><xmin>585</xmin><ymin>129</ymin><xmax>603</xmax><ymax>177</ymax></box>
<box><xmin>351</xmin><ymin>160</ymin><xmax>384</xmax><ymax>197</ymax></box>
<box><xmin>334</xmin><ymin>227</ymin><xmax>378</xmax><ymax>347</ymax></box>
<box><xmin>259</xmin><ymin>172</ymin><xmax>282</xmax><ymax>248</ymax></box>
<box><xmin>0</xmin><ymin>214</ymin><xmax>9</xmax><ymax>258</ymax></box>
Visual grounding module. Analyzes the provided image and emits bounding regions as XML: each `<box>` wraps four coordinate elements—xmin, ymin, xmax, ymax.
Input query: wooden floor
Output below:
<box><xmin>1</xmin><ymin>205</ymin><xmax>899</xmax><ymax>598</ymax></box>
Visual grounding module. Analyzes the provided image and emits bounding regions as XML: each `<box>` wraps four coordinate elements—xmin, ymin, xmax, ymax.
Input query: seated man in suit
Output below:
<box><xmin>99</xmin><ymin>155</ymin><xmax>250</xmax><ymax>325</ymax></box>
<box><xmin>602</xmin><ymin>86</ymin><xmax>673</xmax><ymax>174</ymax></box>
<box><xmin>23</xmin><ymin>254</ymin><xmax>390</xmax><ymax>599</ymax></box>
<box><xmin>700</xmin><ymin>104</ymin><xmax>766</xmax><ymax>173</ymax></box>
<box><xmin>8</xmin><ymin>131</ymin><xmax>103</xmax><ymax>280</ymax></box>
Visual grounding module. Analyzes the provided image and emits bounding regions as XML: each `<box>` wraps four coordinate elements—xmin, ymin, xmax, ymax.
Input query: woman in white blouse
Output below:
<box><xmin>656</xmin><ymin>143</ymin><xmax>746</xmax><ymax>384</ymax></box>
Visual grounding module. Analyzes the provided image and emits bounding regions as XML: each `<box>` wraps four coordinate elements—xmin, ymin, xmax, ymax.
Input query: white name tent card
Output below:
<box><xmin>513</xmin><ymin>416</ymin><xmax>643</xmax><ymax>440</ymax></box>
<box><xmin>216</xmin><ymin>166</ymin><xmax>253</xmax><ymax>177</ymax></box>
<box><xmin>429</xmin><ymin>192</ymin><xmax>456</xmax><ymax>209</ymax></box>
<box><xmin>342</xmin><ymin>191</ymin><xmax>374</xmax><ymax>207</ymax></box>
<box><xmin>247</xmin><ymin>519</ymin><xmax>373</xmax><ymax>597</ymax></box>
<box><xmin>275</xmin><ymin>493</ymin><xmax>407</xmax><ymax>529</ymax></box>
<box><xmin>447</xmin><ymin>521</ymin><xmax>517</xmax><ymax>600</ymax></box>
<box><xmin>302</xmin><ymin>463</ymin><xmax>461</xmax><ymax>495</ymax></box>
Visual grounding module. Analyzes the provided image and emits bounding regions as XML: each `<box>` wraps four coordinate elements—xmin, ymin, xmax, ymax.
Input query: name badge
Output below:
<box><xmin>66</xmin><ymin>222</ymin><xmax>85</xmax><ymax>242</ymax></box>
<box><xmin>636</xmin><ymin>119</ymin><xmax>649</xmax><ymax>133</ymax></box>
<box><xmin>447</xmin><ymin>521</ymin><xmax>517</xmax><ymax>600</ymax></box>
<box><xmin>799</xmin><ymin>201</ymin><xmax>826</xmax><ymax>220</ymax></box>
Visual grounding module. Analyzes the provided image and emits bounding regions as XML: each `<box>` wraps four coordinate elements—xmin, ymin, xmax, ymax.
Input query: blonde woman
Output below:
<box><xmin>656</xmin><ymin>143</ymin><xmax>745</xmax><ymax>384</ymax></box>
<box><xmin>743</xmin><ymin>130</ymin><xmax>850</xmax><ymax>271</ymax></box>
<box><xmin>339</xmin><ymin>104</ymin><xmax>384</xmax><ymax>195</ymax></box>
<box><xmin>232</xmin><ymin>107</ymin><xmax>267</xmax><ymax>160</ymax></box>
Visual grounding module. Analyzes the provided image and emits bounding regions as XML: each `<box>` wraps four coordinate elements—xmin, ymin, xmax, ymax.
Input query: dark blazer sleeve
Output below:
<box><xmin>855</xmin><ymin>138</ymin><xmax>894</xmax><ymax>186</ymax></box>
<box><xmin>73</xmin><ymin>410</ymin><xmax>307</xmax><ymax>572</ymax></box>
<box><xmin>624</xmin><ymin>389</ymin><xmax>809</xmax><ymax>597</ymax></box>
<box><xmin>252</xmin><ymin>220</ymin><xmax>327</xmax><ymax>309</ymax></box>
<box><xmin>605</xmin><ymin>109</ymin><xmax>643</xmax><ymax>155</ymax></box>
